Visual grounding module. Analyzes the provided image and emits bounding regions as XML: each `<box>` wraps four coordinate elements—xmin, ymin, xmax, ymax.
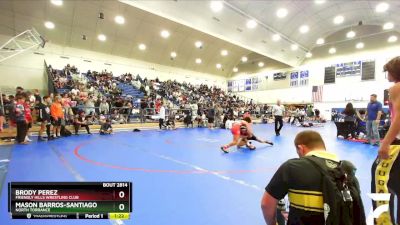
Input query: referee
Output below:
<box><xmin>272</xmin><ymin>100</ymin><xmax>285</xmax><ymax>136</ymax></box>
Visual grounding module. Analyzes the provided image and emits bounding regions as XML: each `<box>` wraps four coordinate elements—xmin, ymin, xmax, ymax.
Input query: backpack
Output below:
<box><xmin>304</xmin><ymin>156</ymin><xmax>366</xmax><ymax>225</ymax></box>
<box><xmin>60</xmin><ymin>126</ymin><xmax>72</xmax><ymax>137</ymax></box>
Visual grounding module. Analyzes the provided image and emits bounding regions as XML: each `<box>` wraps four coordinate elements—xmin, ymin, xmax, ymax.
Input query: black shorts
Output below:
<box><xmin>208</xmin><ymin>118</ymin><xmax>215</xmax><ymax>123</ymax></box>
<box><xmin>37</xmin><ymin>118</ymin><xmax>49</xmax><ymax>123</ymax></box>
<box><xmin>52</xmin><ymin>118</ymin><xmax>62</xmax><ymax>126</ymax></box>
<box><xmin>247</xmin><ymin>135</ymin><xmax>258</xmax><ymax>141</ymax></box>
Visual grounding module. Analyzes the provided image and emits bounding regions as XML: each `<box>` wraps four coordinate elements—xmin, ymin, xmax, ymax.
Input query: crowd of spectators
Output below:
<box><xmin>0</xmin><ymin>64</ymin><xmax>289</xmax><ymax>144</ymax></box>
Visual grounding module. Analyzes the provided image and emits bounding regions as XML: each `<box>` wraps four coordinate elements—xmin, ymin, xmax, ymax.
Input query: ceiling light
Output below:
<box><xmin>50</xmin><ymin>0</ymin><xmax>63</xmax><ymax>6</ymax></box>
<box><xmin>221</xmin><ymin>49</ymin><xmax>228</xmax><ymax>56</ymax></box>
<box><xmin>210</xmin><ymin>1</ymin><xmax>223</xmax><ymax>12</ymax></box>
<box><xmin>195</xmin><ymin>58</ymin><xmax>202</xmax><ymax>64</ymax></box>
<box><xmin>114</xmin><ymin>15</ymin><xmax>125</xmax><ymax>25</ymax></box>
<box><xmin>329</xmin><ymin>47</ymin><xmax>336</xmax><ymax>54</ymax></box>
<box><xmin>314</xmin><ymin>0</ymin><xmax>326</xmax><ymax>4</ymax></box>
<box><xmin>195</xmin><ymin>41</ymin><xmax>203</xmax><ymax>48</ymax></box>
<box><xmin>305</xmin><ymin>52</ymin><xmax>312</xmax><ymax>58</ymax></box>
<box><xmin>233</xmin><ymin>67</ymin><xmax>238</xmax><ymax>72</ymax></box>
<box><xmin>291</xmin><ymin>44</ymin><xmax>298</xmax><ymax>51</ymax></box>
<box><xmin>138</xmin><ymin>43</ymin><xmax>146</xmax><ymax>50</ymax></box>
<box><xmin>276</xmin><ymin>8</ymin><xmax>288</xmax><ymax>18</ymax></box>
<box><xmin>356</xmin><ymin>42</ymin><xmax>364</xmax><ymax>49</ymax></box>
<box><xmin>241</xmin><ymin>56</ymin><xmax>248</xmax><ymax>62</ymax></box>
<box><xmin>316</xmin><ymin>38</ymin><xmax>325</xmax><ymax>45</ymax></box>
<box><xmin>44</xmin><ymin>21</ymin><xmax>55</xmax><ymax>29</ymax></box>
<box><xmin>383</xmin><ymin>22</ymin><xmax>394</xmax><ymax>30</ymax></box>
<box><xmin>97</xmin><ymin>34</ymin><xmax>106</xmax><ymax>41</ymax></box>
<box><xmin>375</xmin><ymin>2</ymin><xmax>389</xmax><ymax>13</ymax></box>
<box><xmin>170</xmin><ymin>52</ymin><xmax>177</xmax><ymax>58</ymax></box>
<box><xmin>388</xmin><ymin>35</ymin><xmax>398</xmax><ymax>43</ymax></box>
<box><xmin>258</xmin><ymin>62</ymin><xmax>264</xmax><ymax>67</ymax></box>
<box><xmin>246</xmin><ymin>19</ymin><xmax>257</xmax><ymax>29</ymax></box>
<box><xmin>161</xmin><ymin>30</ymin><xmax>170</xmax><ymax>39</ymax></box>
<box><xmin>299</xmin><ymin>25</ymin><xmax>309</xmax><ymax>33</ymax></box>
<box><xmin>333</xmin><ymin>15</ymin><xmax>344</xmax><ymax>24</ymax></box>
<box><xmin>216</xmin><ymin>63</ymin><xmax>222</xmax><ymax>69</ymax></box>
<box><xmin>346</xmin><ymin>30</ymin><xmax>356</xmax><ymax>38</ymax></box>
<box><xmin>272</xmin><ymin>34</ymin><xmax>281</xmax><ymax>41</ymax></box>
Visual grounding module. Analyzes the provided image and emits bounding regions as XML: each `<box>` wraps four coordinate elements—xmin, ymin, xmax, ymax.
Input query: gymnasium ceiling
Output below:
<box><xmin>0</xmin><ymin>0</ymin><xmax>399</xmax><ymax>77</ymax></box>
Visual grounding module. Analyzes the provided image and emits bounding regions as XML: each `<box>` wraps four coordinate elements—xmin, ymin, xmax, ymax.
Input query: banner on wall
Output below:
<box><xmin>227</xmin><ymin>76</ymin><xmax>260</xmax><ymax>92</ymax></box>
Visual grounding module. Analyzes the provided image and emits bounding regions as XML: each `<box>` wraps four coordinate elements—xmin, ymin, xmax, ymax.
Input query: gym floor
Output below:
<box><xmin>0</xmin><ymin>123</ymin><xmax>377</xmax><ymax>225</ymax></box>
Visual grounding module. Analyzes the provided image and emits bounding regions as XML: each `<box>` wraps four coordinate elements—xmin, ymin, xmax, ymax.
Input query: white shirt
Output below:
<box><xmin>159</xmin><ymin>106</ymin><xmax>166</xmax><ymax>119</ymax></box>
<box><xmin>273</xmin><ymin>105</ymin><xmax>285</xmax><ymax>116</ymax></box>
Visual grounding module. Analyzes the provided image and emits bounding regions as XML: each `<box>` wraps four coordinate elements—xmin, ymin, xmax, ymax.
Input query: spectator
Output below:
<box><xmin>100</xmin><ymin>119</ymin><xmax>113</xmax><ymax>135</ymax></box>
<box><xmin>23</xmin><ymin>93</ymin><xmax>33</xmax><ymax>142</ymax></box>
<box><xmin>36</xmin><ymin>96</ymin><xmax>52</xmax><ymax>141</ymax></box>
<box><xmin>50</xmin><ymin>96</ymin><xmax>64</xmax><ymax>138</ymax></box>
<box><xmin>365</xmin><ymin>94</ymin><xmax>382</xmax><ymax>146</ymax></box>
<box><xmin>99</xmin><ymin>98</ymin><xmax>110</xmax><ymax>115</ymax></box>
<box><xmin>16</xmin><ymin>86</ymin><xmax>24</xmax><ymax>96</ymax></box>
<box><xmin>343</xmin><ymin>103</ymin><xmax>357</xmax><ymax>139</ymax></box>
<box><xmin>140</xmin><ymin>98</ymin><xmax>147</xmax><ymax>123</ymax></box>
<box><xmin>33</xmin><ymin>89</ymin><xmax>41</xmax><ymax>102</ymax></box>
<box><xmin>111</xmin><ymin>109</ymin><xmax>126</xmax><ymax>124</ymax></box>
<box><xmin>0</xmin><ymin>101</ymin><xmax>4</xmax><ymax>132</ymax></box>
<box><xmin>207</xmin><ymin>104</ymin><xmax>215</xmax><ymax>129</ymax></box>
<box><xmin>73</xmin><ymin>111</ymin><xmax>91</xmax><ymax>135</ymax></box>
<box><xmin>15</xmin><ymin>95</ymin><xmax>28</xmax><ymax>144</ymax></box>
<box><xmin>84</xmin><ymin>96</ymin><xmax>95</xmax><ymax>116</ymax></box>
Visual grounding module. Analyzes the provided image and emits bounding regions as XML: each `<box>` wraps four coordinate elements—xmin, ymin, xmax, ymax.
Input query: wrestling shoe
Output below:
<box><xmin>220</xmin><ymin>145</ymin><xmax>229</xmax><ymax>153</ymax></box>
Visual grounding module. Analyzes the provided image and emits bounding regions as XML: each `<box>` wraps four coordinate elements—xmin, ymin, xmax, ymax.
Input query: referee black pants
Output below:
<box><xmin>159</xmin><ymin>119</ymin><xmax>165</xmax><ymax>129</ymax></box>
<box><xmin>275</xmin><ymin>116</ymin><xmax>283</xmax><ymax>135</ymax></box>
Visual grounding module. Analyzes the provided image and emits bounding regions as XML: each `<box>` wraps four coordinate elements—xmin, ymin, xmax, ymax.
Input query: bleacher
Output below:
<box><xmin>117</xmin><ymin>82</ymin><xmax>144</xmax><ymax>102</ymax></box>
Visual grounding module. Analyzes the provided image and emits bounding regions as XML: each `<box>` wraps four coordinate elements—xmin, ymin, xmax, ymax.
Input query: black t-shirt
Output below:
<box><xmin>101</xmin><ymin>123</ymin><xmax>112</xmax><ymax>131</ymax></box>
<box><xmin>37</xmin><ymin>103</ymin><xmax>50</xmax><ymax>121</ymax></box>
<box><xmin>265</xmin><ymin>152</ymin><xmax>339</xmax><ymax>225</ymax></box>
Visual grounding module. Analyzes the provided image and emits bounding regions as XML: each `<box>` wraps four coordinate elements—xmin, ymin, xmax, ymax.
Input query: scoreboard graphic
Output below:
<box><xmin>8</xmin><ymin>182</ymin><xmax>132</xmax><ymax>219</ymax></box>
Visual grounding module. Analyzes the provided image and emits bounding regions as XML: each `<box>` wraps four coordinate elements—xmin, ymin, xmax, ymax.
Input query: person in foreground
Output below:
<box><xmin>372</xmin><ymin>56</ymin><xmax>400</xmax><ymax>225</ymax></box>
<box><xmin>261</xmin><ymin>130</ymin><xmax>366</xmax><ymax>225</ymax></box>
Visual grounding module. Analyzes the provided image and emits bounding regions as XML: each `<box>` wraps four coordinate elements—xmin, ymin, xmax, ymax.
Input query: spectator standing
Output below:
<box><xmin>37</xmin><ymin>96</ymin><xmax>52</xmax><ymax>141</ymax></box>
<box><xmin>140</xmin><ymin>98</ymin><xmax>147</xmax><ymax>123</ymax></box>
<box><xmin>15</xmin><ymin>95</ymin><xmax>28</xmax><ymax>144</ymax></box>
<box><xmin>365</xmin><ymin>94</ymin><xmax>382</xmax><ymax>146</ymax></box>
<box><xmin>50</xmin><ymin>96</ymin><xmax>64</xmax><ymax>138</ymax></box>
<box><xmin>207</xmin><ymin>104</ymin><xmax>215</xmax><ymax>129</ymax></box>
<box><xmin>0</xmin><ymin>100</ymin><xmax>4</xmax><ymax>132</ymax></box>
<box><xmin>23</xmin><ymin>93</ymin><xmax>33</xmax><ymax>142</ymax></box>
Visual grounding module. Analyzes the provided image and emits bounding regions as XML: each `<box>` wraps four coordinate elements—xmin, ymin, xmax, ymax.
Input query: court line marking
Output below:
<box><xmin>73</xmin><ymin>141</ymin><xmax>265</xmax><ymax>192</ymax></box>
<box><xmin>74</xmin><ymin>142</ymin><xmax>274</xmax><ymax>175</ymax></box>
<box><xmin>49</xmin><ymin>144</ymin><xmax>125</xmax><ymax>225</ymax></box>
